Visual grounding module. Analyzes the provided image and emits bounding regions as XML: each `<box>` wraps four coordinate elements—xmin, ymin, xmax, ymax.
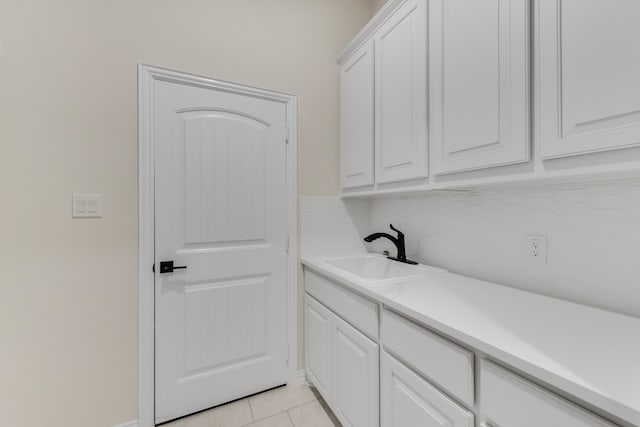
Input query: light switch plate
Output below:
<box><xmin>72</xmin><ymin>193</ymin><xmax>102</xmax><ymax>218</ymax></box>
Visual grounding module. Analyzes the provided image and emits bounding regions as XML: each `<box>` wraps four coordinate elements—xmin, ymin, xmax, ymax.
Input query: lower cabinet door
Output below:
<box><xmin>332</xmin><ymin>314</ymin><xmax>379</xmax><ymax>427</ymax></box>
<box><xmin>304</xmin><ymin>295</ymin><xmax>333</xmax><ymax>402</ymax></box>
<box><xmin>381</xmin><ymin>351</ymin><xmax>474</xmax><ymax>427</ymax></box>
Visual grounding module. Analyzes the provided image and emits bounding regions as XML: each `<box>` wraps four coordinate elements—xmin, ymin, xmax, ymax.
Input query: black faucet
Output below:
<box><xmin>364</xmin><ymin>224</ymin><xmax>418</xmax><ymax>265</ymax></box>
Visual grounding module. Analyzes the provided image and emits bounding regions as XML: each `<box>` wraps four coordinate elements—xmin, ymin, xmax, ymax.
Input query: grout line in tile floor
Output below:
<box><xmin>164</xmin><ymin>382</ymin><xmax>339</xmax><ymax>427</ymax></box>
<box><xmin>245</xmin><ymin>392</ymin><xmax>319</xmax><ymax>425</ymax></box>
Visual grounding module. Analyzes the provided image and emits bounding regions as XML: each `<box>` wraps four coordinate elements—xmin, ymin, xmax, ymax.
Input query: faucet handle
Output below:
<box><xmin>389</xmin><ymin>224</ymin><xmax>404</xmax><ymax>237</ymax></box>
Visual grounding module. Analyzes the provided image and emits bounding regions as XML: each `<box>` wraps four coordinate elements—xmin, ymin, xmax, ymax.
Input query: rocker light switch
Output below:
<box><xmin>72</xmin><ymin>193</ymin><xmax>102</xmax><ymax>218</ymax></box>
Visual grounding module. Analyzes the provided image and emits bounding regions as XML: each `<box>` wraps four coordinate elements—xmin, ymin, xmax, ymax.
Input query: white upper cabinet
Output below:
<box><xmin>374</xmin><ymin>0</ymin><xmax>428</xmax><ymax>184</ymax></box>
<box><xmin>538</xmin><ymin>0</ymin><xmax>640</xmax><ymax>158</ymax></box>
<box><xmin>430</xmin><ymin>0</ymin><xmax>530</xmax><ymax>174</ymax></box>
<box><xmin>341</xmin><ymin>40</ymin><xmax>375</xmax><ymax>189</ymax></box>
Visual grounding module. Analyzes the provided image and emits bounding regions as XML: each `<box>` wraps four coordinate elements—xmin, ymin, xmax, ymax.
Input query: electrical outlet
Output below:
<box><xmin>526</xmin><ymin>234</ymin><xmax>548</xmax><ymax>264</ymax></box>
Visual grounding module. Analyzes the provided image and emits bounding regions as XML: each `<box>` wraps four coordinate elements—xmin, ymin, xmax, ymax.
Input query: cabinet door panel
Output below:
<box><xmin>430</xmin><ymin>0</ymin><xmax>530</xmax><ymax>174</ymax></box>
<box><xmin>332</xmin><ymin>315</ymin><xmax>379</xmax><ymax>427</ymax></box>
<box><xmin>538</xmin><ymin>0</ymin><xmax>640</xmax><ymax>158</ymax></box>
<box><xmin>381</xmin><ymin>352</ymin><xmax>474</xmax><ymax>427</ymax></box>
<box><xmin>304</xmin><ymin>295</ymin><xmax>332</xmax><ymax>402</ymax></box>
<box><xmin>375</xmin><ymin>0</ymin><xmax>428</xmax><ymax>184</ymax></box>
<box><xmin>341</xmin><ymin>40</ymin><xmax>375</xmax><ymax>189</ymax></box>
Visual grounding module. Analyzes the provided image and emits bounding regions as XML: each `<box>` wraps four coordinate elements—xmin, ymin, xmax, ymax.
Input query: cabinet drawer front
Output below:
<box><xmin>382</xmin><ymin>351</ymin><xmax>474</xmax><ymax>427</ymax></box>
<box><xmin>481</xmin><ymin>360</ymin><xmax>617</xmax><ymax>427</ymax></box>
<box><xmin>305</xmin><ymin>270</ymin><xmax>379</xmax><ymax>340</ymax></box>
<box><xmin>382</xmin><ymin>309</ymin><xmax>474</xmax><ymax>407</ymax></box>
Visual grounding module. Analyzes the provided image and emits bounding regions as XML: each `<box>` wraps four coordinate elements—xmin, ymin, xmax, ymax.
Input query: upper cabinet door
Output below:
<box><xmin>341</xmin><ymin>40</ymin><xmax>375</xmax><ymax>189</ymax></box>
<box><xmin>538</xmin><ymin>0</ymin><xmax>640</xmax><ymax>158</ymax></box>
<box><xmin>430</xmin><ymin>0</ymin><xmax>530</xmax><ymax>174</ymax></box>
<box><xmin>375</xmin><ymin>0</ymin><xmax>428</xmax><ymax>184</ymax></box>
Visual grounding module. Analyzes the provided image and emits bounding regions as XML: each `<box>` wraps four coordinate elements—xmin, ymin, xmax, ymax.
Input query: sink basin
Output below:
<box><xmin>325</xmin><ymin>255</ymin><xmax>446</xmax><ymax>283</ymax></box>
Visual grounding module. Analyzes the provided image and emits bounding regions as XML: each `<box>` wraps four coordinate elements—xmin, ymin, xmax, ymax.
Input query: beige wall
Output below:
<box><xmin>371</xmin><ymin>0</ymin><xmax>389</xmax><ymax>15</ymax></box>
<box><xmin>0</xmin><ymin>1</ymin><xmax>371</xmax><ymax>426</ymax></box>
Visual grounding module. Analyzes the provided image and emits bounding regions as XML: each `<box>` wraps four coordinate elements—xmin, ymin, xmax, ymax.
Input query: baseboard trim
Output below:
<box><xmin>296</xmin><ymin>369</ymin><xmax>307</xmax><ymax>384</ymax></box>
<box><xmin>113</xmin><ymin>420</ymin><xmax>137</xmax><ymax>427</ymax></box>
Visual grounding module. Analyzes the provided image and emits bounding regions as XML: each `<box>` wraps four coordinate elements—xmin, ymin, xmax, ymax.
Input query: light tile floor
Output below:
<box><xmin>163</xmin><ymin>383</ymin><xmax>341</xmax><ymax>427</ymax></box>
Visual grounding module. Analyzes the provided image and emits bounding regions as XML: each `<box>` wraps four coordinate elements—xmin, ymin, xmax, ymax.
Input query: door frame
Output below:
<box><xmin>137</xmin><ymin>64</ymin><xmax>298</xmax><ymax>427</ymax></box>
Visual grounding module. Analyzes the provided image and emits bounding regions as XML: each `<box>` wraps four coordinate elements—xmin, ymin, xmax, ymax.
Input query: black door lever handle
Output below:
<box><xmin>159</xmin><ymin>261</ymin><xmax>187</xmax><ymax>274</ymax></box>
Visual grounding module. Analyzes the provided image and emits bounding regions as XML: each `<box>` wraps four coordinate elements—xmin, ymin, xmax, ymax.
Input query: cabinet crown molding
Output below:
<box><xmin>337</xmin><ymin>0</ymin><xmax>408</xmax><ymax>64</ymax></box>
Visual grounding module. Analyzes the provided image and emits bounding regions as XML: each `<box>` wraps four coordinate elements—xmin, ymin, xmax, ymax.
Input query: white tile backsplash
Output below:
<box><xmin>351</xmin><ymin>180</ymin><xmax>640</xmax><ymax>318</ymax></box>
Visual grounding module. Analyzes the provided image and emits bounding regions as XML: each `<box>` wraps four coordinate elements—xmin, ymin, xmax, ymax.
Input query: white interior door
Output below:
<box><xmin>153</xmin><ymin>77</ymin><xmax>290</xmax><ymax>424</ymax></box>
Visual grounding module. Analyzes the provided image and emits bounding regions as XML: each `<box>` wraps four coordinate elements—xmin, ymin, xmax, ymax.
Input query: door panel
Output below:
<box><xmin>381</xmin><ymin>352</ymin><xmax>474</xmax><ymax>427</ymax></box>
<box><xmin>332</xmin><ymin>315</ymin><xmax>379</xmax><ymax>427</ymax></box>
<box><xmin>430</xmin><ymin>0</ymin><xmax>530</xmax><ymax>174</ymax></box>
<box><xmin>183</xmin><ymin>276</ymin><xmax>268</xmax><ymax>374</ymax></box>
<box><xmin>154</xmin><ymin>78</ymin><xmax>288</xmax><ymax>423</ymax></box>
<box><xmin>182</xmin><ymin>112</ymin><xmax>267</xmax><ymax>245</ymax></box>
<box><xmin>304</xmin><ymin>295</ymin><xmax>333</xmax><ymax>402</ymax></box>
<box><xmin>341</xmin><ymin>40</ymin><xmax>375</xmax><ymax>189</ymax></box>
<box><xmin>375</xmin><ymin>0</ymin><xmax>428</xmax><ymax>184</ymax></box>
<box><xmin>538</xmin><ymin>0</ymin><xmax>640</xmax><ymax>158</ymax></box>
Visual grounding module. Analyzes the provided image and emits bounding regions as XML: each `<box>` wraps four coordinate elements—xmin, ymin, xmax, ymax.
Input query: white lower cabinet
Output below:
<box><xmin>304</xmin><ymin>293</ymin><xmax>379</xmax><ymax>427</ymax></box>
<box><xmin>332</xmin><ymin>314</ymin><xmax>379</xmax><ymax>427</ymax></box>
<box><xmin>381</xmin><ymin>351</ymin><xmax>474</xmax><ymax>427</ymax></box>
<box><xmin>304</xmin><ymin>295</ymin><xmax>332</xmax><ymax>401</ymax></box>
<box><xmin>382</xmin><ymin>309</ymin><xmax>475</xmax><ymax>407</ymax></box>
<box><xmin>304</xmin><ymin>271</ymin><xmax>622</xmax><ymax>427</ymax></box>
<box><xmin>480</xmin><ymin>360</ymin><xmax>617</xmax><ymax>427</ymax></box>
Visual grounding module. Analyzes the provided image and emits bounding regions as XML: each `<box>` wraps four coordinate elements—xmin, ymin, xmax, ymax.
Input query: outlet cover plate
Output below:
<box><xmin>526</xmin><ymin>234</ymin><xmax>548</xmax><ymax>264</ymax></box>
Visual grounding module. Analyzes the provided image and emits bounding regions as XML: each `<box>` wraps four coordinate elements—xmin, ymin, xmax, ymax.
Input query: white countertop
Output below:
<box><xmin>302</xmin><ymin>256</ymin><xmax>640</xmax><ymax>426</ymax></box>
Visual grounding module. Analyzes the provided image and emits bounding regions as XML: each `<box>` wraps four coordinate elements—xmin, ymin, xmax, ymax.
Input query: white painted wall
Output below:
<box><xmin>350</xmin><ymin>179</ymin><xmax>640</xmax><ymax>318</ymax></box>
<box><xmin>0</xmin><ymin>1</ymin><xmax>372</xmax><ymax>426</ymax></box>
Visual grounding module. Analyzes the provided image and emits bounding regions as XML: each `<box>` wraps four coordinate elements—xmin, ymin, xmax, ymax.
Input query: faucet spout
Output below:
<box><xmin>363</xmin><ymin>224</ymin><xmax>417</xmax><ymax>265</ymax></box>
<box><xmin>363</xmin><ymin>232</ymin><xmax>397</xmax><ymax>244</ymax></box>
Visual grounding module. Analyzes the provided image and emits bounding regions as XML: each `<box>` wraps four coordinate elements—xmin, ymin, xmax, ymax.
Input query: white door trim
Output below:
<box><xmin>137</xmin><ymin>64</ymin><xmax>298</xmax><ymax>427</ymax></box>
